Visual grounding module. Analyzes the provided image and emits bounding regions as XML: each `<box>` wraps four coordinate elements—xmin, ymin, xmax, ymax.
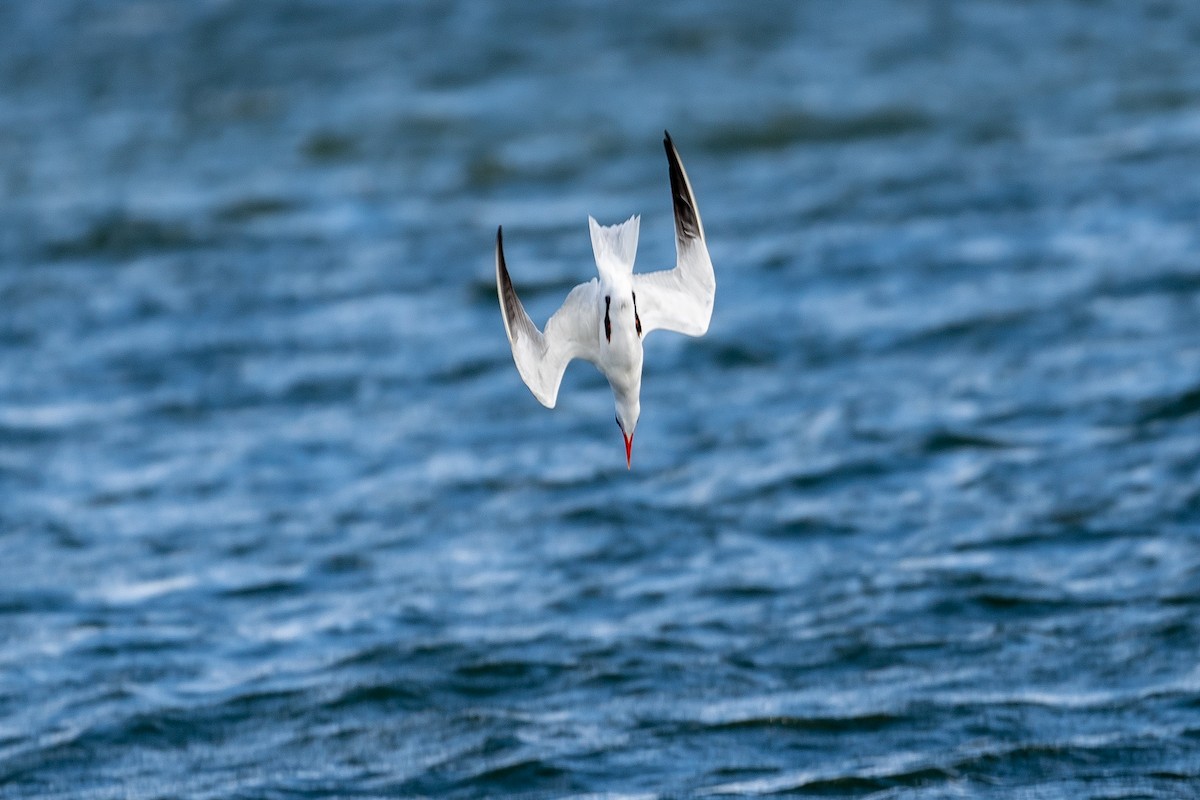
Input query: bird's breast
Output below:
<box><xmin>599</xmin><ymin>332</ymin><xmax>642</xmax><ymax>385</ymax></box>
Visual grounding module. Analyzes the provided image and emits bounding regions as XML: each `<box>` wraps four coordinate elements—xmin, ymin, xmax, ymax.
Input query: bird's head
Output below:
<box><xmin>615</xmin><ymin>399</ymin><xmax>640</xmax><ymax>469</ymax></box>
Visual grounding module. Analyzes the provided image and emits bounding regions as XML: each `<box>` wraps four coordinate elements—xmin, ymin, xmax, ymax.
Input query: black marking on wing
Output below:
<box><xmin>632</xmin><ymin>292</ymin><xmax>642</xmax><ymax>336</ymax></box>
<box><xmin>664</xmin><ymin>130</ymin><xmax>700</xmax><ymax>242</ymax></box>
<box><xmin>496</xmin><ymin>227</ymin><xmax>526</xmax><ymax>339</ymax></box>
<box><xmin>604</xmin><ymin>295</ymin><xmax>612</xmax><ymax>342</ymax></box>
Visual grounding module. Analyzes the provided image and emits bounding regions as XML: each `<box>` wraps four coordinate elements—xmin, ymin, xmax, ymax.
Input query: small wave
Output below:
<box><xmin>707</xmin><ymin>343</ymin><xmax>778</xmax><ymax>369</ymax></box>
<box><xmin>219</xmin><ymin>578</ymin><xmax>305</xmax><ymax>599</ymax></box>
<box><xmin>1099</xmin><ymin>270</ymin><xmax>1200</xmax><ymax>300</ymax></box>
<box><xmin>325</xmin><ymin>681</ymin><xmax>423</xmax><ymax>712</ymax></box>
<box><xmin>702</xmin><ymin>751</ymin><xmax>949</xmax><ymax>796</ymax></box>
<box><xmin>301</xmin><ymin>130</ymin><xmax>360</xmax><ymax>163</ymax></box>
<box><xmin>698</xmin><ymin>711</ymin><xmax>906</xmax><ymax>735</ymax></box>
<box><xmin>766</xmin><ymin>515</ymin><xmax>858</xmax><ymax>538</ymax></box>
<box><xmin>702</xmin><ymin>107</ymin><xmax>934</xmax><ymax>152</ymax></box>
<box><xmin>462</xmin><ymin>757</ymin><xmax>572</xmax><ymax>791</ymax></box>
<box><xmin>781</xmin><ymin>459</ymin><xmax>890</xmax><ymax>492</ymax></box>
<box><xmin>451</xmin><ymin>659</ymin><xmax>570</xmax><ymax>698</ymax></box>
<box><xmin>0</xmin><ymin>589</ymin><xmax>72</xmax><ymax>615</ymax></box>
<box><xmin>44</xmin><ymin>213</ymin><xmax>204</xmax><ymax>260</ymax></box>
<box><xmin>943</xmin><ymin>731</ymin><xmax>1194</xmax><ymax>790</ymax></box>
<box><xmin>215</xmin><ymin>196</ymin><xmax>296</xmax><ymax>223</ymax></box>
<box><xmin>314</xmin><ymin>552</ymin><xmax>372</xmax><ymax>576</ymax></box>
<box><xmin>432</xmin><ymin>357</ymin><xmax>499</xmax><ymax>383</ymax></box>
<box><xmin>919</xmin><ymin>429</ymin><xmax>1011</xmax><ymax>454</ymax></box>
<box><xmin>892</xmin><ymin>309</ymin><xmax>1036</xmax><ymax>353</ymax></box>
<box><xmin>1137</xmin><ymin>384</ymin><xmax>1200</xmax><ymax>424</ymax></box>
<box><xmin>89</xmin><ymin>575</ymin><xmax>198</xmax><ymax>605</ymax></box>
<box><xmin>701</xmin><ymin>585</ymin><xmax>780</xmax><ymax>601</ymax></box>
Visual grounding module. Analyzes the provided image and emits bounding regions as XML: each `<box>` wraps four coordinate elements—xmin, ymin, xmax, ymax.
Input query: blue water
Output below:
<box><xmin>3</xmin><ymin>1</ymin><xmax>1200</xmax><ymax>797</ymax></box>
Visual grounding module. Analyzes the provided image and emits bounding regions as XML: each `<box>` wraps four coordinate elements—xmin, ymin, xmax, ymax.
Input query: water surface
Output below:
<box><xmin>2</xmin><ymin>1</ymin><xmax>1200</xmax><ymax>797</ymax></box>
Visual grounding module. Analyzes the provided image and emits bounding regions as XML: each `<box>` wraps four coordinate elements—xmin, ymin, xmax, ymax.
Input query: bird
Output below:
<box><xmin>495</xmin><ymin>131</ymin><xmax>715</xmax><ymax>469</ymax></box>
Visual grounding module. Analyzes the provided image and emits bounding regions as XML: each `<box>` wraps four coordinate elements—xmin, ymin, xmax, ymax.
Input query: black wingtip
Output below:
<box><xmin>664</xmin><ymin>132</ymin><xmax>700</xmax><ymax>242</ymax></box>
<box><xmin>495</xmin><ymin>228</ymin><xmax>520</xmax><ymax>332</ymax></box>
<box><xmin>496</xmin><ymin>226</ymin><xmax>509</xmax><ymax>280</ymax></box>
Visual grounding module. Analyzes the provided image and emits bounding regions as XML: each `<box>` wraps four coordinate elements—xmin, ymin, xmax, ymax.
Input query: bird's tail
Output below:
<box><xmin>588</xmin><ymin>214</ymin><xmax>640</xmax><ymax>275</ymax></box>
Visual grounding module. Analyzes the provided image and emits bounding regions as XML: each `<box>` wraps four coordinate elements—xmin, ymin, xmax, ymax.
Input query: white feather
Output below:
<box><xmin>494</xmin><ymin>131</ymin><xmax>715</xmax><ymax>464</ymax></box>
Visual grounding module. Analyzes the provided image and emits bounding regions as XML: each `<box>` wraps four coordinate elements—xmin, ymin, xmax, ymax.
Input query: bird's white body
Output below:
<box><xmin>495</xmin><ymin>132</ymin><xmax>715</xmax><ymax>467</ymax></box>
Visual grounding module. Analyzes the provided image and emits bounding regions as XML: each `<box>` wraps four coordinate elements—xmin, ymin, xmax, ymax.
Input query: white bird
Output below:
<box><xmin>496</xmin><ymin>131</ymin><xmax>715</xmax><ymax>468</ymax></box>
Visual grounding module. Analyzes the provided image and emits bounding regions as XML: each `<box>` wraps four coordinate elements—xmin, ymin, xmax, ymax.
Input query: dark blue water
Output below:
<box><xmin>3</xmin><ymin>2</ymin><xmax>1200</xmax><ymax>797</ymax></box>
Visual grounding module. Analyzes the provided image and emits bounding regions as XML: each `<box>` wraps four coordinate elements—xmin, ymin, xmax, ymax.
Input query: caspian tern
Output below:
<box><xmin>495</xmin><ymin>131</ymin><xmax>715</xmax><ymax>468</ymax></box>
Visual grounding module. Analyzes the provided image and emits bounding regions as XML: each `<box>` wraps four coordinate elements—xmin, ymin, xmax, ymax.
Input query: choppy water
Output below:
<box><xmin>3</xmin><ymin>1</ymin><xmax>1200</xmax><ymax>797</ymax></box>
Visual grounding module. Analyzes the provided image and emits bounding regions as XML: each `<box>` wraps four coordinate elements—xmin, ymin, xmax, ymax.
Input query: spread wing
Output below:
<box><xmin>632</xmin><ymin>131</ymin><xmax>715</xmax><ymax>338</ymax></box>
<box><xmin>496</xmin><ymin>227</ymin><xmax>601</xmax><ymax>408</ymax></box>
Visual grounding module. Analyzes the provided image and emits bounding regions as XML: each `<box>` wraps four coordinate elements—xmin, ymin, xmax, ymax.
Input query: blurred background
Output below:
<box><xmin>2</xmin><ymin>1</ymin><xmax>1200</xmax><ymax>797</ymax></box>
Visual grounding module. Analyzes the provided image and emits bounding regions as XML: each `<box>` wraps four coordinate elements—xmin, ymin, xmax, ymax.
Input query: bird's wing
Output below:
<box><xmin>632</xmin><ymin>131</ymin><xmax>715</xmax><ymax>338</ymax></box>
<box><xmin>496</xmin><ymin>228</ymin><xmax>601</xmax><ymax>408</ymax></box>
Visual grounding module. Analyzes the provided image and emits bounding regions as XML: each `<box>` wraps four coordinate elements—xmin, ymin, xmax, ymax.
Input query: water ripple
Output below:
<box><xmin>3</xmin><ymin>1</ymin><xmax>1200</xmax><ymax>798</ymax></box>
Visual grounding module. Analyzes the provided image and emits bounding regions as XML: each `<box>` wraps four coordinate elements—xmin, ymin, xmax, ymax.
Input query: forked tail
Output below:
<box><xmin>588</xmin><ymin>214</ymin><xmax>640</xmax><ymax>276</ymax></box>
